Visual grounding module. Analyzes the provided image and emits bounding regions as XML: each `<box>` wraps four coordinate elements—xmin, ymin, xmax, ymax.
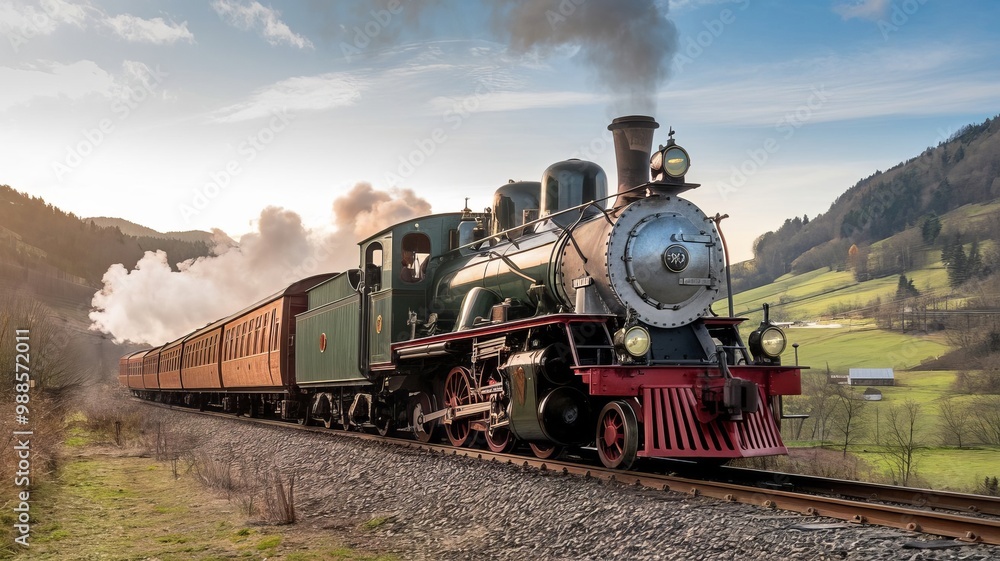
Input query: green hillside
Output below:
<box><xmin>734</xmin><ymin>114</ymin><xmax>1000</xmax><ymax>292</ymax></box>
<box><xmin>719</xmin><ymin>198</ymin><xmax>1000</xmax><ymax>373</ymax></box>
<box><xmin>722</xmin><ymin>200</ymin><xmax>1000</xmax><ymax>490</ymax></box>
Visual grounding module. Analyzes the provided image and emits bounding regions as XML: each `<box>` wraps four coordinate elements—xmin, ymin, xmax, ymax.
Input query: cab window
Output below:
<box><xmin>400</xmin><ymin>232</ymin><xmax>430</xmax><ymax>283</ymax></box>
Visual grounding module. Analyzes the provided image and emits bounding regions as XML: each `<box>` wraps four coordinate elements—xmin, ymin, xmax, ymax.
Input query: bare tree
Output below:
<box><xmin>882</xmin><ymin>399</ymin><xmax>923</xmax><ymax>486</ymax></box>
<box><xmin>0</xmin><ymin>290</ymin><xmax>93</xmax><ymax>397</ymax></box>
<box><xmin>938</xmin><ymin>398</ymin><xmax>972</xmax><ymax>448</ymax></box>
<box><xmin>787</xmin><ymin>373</ymin><xmax>839</xmax><ymax>442</ymax></box>
<box><xmin>832</xmin><ymin>385</ymin><xmax>868</xmax><ymax>457</ymax></box>
<box><xmin>969</xmin><ymin>396</ymin><xmax>1000</xmax><ymax>445</ymax></box>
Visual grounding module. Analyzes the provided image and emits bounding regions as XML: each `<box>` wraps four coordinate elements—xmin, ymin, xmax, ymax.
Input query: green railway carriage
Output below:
<box><xmin>294</xmin><ymin>270</ymin><xmax>365</xmax><ymax>386</ymax></box>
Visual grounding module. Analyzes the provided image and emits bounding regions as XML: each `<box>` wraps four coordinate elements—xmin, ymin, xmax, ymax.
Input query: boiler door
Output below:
<box><xmin>607</xmin><ymin>196</ymin><xmax>724</xmax><ymax>327</ymax></box>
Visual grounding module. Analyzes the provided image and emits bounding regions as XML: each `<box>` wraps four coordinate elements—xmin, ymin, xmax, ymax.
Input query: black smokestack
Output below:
<box><xmin>609</xmin><ymin>115</ymin><xmax>659</xmax><ymax>205</ymax></box>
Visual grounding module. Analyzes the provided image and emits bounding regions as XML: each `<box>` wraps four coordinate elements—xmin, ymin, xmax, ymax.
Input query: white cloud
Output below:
<box><xmin>0</xmin><ymin>59</ymin><xmax>170</xmax><ymax>111</ymax></box>
<box><xmin>212</xmin><ymin>73</ymin><xmax>366</xmax><ymax>122</ymax></box>
<box><xmin>833</xmin><ymin>0</ymin><xmax>892</xmax><ymax>21</ymax></box>
<box><xmin>211</xmin><ymin>0</ymin><xmax>313</xmax><ymax>50</ymax></box>
<box><xmin>0</xmin><ymin>1</ymin><xmax>194</xmax><ymax>46</ymax></box>
<box><xmin>0</xmin><ymin>60</ymin><xmax>114</xmax><ymax>110</ymax></box>
<box><xmin>104</xmin><ymin>14</ymin><xmax>194</xmax><ymax>45</ymax></box>
<box><xmin>663</xmin><ymin>45</ymin><xmax>1000</xmax><ymax>126</ymax></box>
<box><xmin>0</xmin><ymin>0</ymin><xmax>89</xmax><ymax>38</ymax></box>
<box><xmin>42</xmin><ymin>0</ymin><xmax>89</xmax><ymax>26</ymax></box>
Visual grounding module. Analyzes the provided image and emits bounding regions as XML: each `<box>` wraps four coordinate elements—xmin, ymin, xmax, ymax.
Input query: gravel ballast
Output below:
<box><xmin>152</xmin><ymin>406</ymin><xmax>999</xmax><ymax>560</ymax></box>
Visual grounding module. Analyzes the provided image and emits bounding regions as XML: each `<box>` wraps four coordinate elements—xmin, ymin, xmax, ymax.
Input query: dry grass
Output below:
<box><xmin>1</xmin><ymin>387</ymin><xmax>396</xmax><ymax>559</ymax></box>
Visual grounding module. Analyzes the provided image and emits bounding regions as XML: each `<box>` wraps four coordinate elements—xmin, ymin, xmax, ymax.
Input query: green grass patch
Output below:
<box><xmin>19</xmin><ymin>442</ymin><xmax>398</xmax><ymax>560</ymax></box>
<box><xmin>362</xmin><ymin>516</ymin><xmax>392</xmax><ymax>531</ymax></box>
<box><xmin>62</xmin><ymin>421</ymin><xmax>101</xmax><ymax>448</ymax></box>
<box><xmin>785</xmin><ymin>326</ymin><xmax>949</xmax><ymax>373</ymax></box>
<box><xmin>256</xmin><ymin>535</ymin><xmax>282</xmax><ymax>551</ymax></box>
<box><xmin>855</xmin><ymin>446</ymin><xmax>1000</xmax><ymax>491</ymax></box>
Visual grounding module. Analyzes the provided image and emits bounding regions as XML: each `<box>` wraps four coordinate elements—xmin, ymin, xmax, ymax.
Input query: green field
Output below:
<box><xmin>785</xmin><ymin>326</ymin><xmax>950</xmax><ymax>373</ymax></box>
<box><xmin>721</xmin><ymin>202</ymin><xmax>1000</xmax><ymax>491</ymax></box>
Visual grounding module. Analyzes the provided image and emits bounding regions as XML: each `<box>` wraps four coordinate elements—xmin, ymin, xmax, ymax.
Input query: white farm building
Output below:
<box><xmin>848</xmin><ymin>368</ymin><xmax>895</xmax><ymax>387</ymax></box>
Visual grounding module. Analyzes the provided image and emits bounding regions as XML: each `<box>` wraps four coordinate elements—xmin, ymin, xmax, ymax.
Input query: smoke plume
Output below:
<box><xmin>333</xmin><ymin>182</ymin><xmax>433</xmax><ymax>239</ymax></box>
<box><xmin>90</xmin><ymin>184</ymin><xmax>430</xmax><ymax>345</ymax></box>
<box><xmin>491</xmin><ymin>0</ymin><xmax>678</xmax><ymax>114</ymax></box>
<box><xmin>314</xmin><ymin>0</ymin><xmax>677</xmax><ymax>115</ymax></box>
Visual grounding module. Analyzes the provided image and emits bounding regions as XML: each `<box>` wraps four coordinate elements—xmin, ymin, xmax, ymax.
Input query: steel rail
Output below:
<box><xmin>139</xmin><ymin>400</ymin><xmax>1000</xmax><ymax>546</ymax></box>
<box><xmin>716</xmin><ymin>465</ymin><xmax>1000</xmax><ymax>517</ymax></box>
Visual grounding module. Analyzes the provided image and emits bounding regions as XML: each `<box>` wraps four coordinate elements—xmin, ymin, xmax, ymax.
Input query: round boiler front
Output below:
<box><xmin>606</xmin><ymin>196</ymin><xmax>725</xmax><ymax>327</ymax></box>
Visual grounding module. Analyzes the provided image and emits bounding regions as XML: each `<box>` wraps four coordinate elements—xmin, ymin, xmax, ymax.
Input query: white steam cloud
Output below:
<box><xmin>334</xmin><ymin>182</ymin><xmax>432</xmax><ymax>239</ymax></box>
<box><xmin>90</xmin><ymin>184</ymin><xmax>430</xmax><ymax>345</ymax></box>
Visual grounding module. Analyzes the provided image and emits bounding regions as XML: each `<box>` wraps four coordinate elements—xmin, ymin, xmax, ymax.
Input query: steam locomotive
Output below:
<box><xmin>120</xmin><ymin>115</ymin><xmax>802</xmax><ymax>469</ymax></box>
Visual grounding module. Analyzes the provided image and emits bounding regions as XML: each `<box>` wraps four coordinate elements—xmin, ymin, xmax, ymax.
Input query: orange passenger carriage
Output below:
<box><xmin>158</xmin><ymin>338</ymin><xmax>184</xmax><ymax>390</ymax></box>
<box><xmin>125</xmin><ymin>349</ymin><xmax>149</xmax><ymax>392</ymax></box>
<box><xmin>141</xmin><ymin>347</ymin><xmax>162</xmax><ymax>390</ymax></box>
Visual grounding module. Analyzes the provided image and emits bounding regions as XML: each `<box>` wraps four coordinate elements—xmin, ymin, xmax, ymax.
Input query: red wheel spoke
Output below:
<box><xmin>596</xmin><ymin>401</ymin><xmax>639</xmax><ymax>470</ymax></box>
<box><xmin>444</xmin><ymin>367</ymin><xmax>477</xmax><ymax>447</ymax></box>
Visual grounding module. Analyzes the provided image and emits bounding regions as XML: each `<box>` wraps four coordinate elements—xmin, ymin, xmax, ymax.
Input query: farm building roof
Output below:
<box><xmin>848</xmin><ymin>368</ymin><xmax>894</xmax><ymax>380</ymax></box>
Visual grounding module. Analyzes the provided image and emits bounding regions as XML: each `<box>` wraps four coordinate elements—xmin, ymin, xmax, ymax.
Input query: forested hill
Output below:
<box><xmin>0</xmin><ymin>185</ymin><xmax>213</xmax><ymax>286</ymax></box>
<box><xmin>734</xmin><ymin>114</ymin><xmax>1000</xmax><ymax>291</ymax></box>
<box><xmin>85</xmin><ymin>216</ymin><xmax>221</xmax><ymax>245</ymax></box>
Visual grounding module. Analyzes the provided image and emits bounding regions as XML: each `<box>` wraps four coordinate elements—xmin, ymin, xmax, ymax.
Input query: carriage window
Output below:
<box><xmin>400</xmin><ymin>232</ymin><xmax>431</xmax><ymax>283</ymax></box>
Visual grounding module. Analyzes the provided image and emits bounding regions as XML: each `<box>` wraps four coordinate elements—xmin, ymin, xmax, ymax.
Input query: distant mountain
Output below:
<box><xmin>0</xmin><ymin>185</ymin><xmax>214</xmax><ymax>287</ymax></box>
<box><xmin>734</xmin><ymin>114</ymin><xmax>1000</xmax><ymax>291</ymax></box>
<box><xmin>86</xmin><ymin>217</ymin><xmax>222</xmax><ymax>246</ymax></box>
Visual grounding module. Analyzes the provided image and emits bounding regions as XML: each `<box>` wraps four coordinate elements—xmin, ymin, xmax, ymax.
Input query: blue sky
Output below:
<box><xmin>2</xmin><ymin>0</ymin><xmax>999</xmax><ymax>264</ymax></box>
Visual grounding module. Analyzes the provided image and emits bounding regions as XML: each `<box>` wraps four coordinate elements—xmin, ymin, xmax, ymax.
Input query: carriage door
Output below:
<box><xmin>365</xmin><ymin>240</ymin><xmax>392</xmax><ymax>366</ymax></box>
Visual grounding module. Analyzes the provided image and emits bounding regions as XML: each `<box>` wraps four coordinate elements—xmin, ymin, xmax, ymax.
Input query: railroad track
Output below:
<box><xmin>140</xmin><ymin>400</ymin><xmax>1000</xmax><ymax>546</ymax></box>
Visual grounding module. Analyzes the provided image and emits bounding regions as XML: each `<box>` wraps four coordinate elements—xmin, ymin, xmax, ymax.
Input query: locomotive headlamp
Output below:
<box><xmin>749</xmin><ymin>325</ymin><xmax>787</xmax><ymax>360</ymax></box>
<box><xmin>663</xmin><ymin>145</ymin><xmax>690</xmax><ymax>178</ymax></box>
<box><xmin>650</xmin><ymin>143</ymin><xmax>690</xmax><ymax>180</ymax></box>
<box><xmin>759</xmin><ymin>327</ymin><xmax>786</xmax><ymax>357</ymax></box>
<box><xmin>614</xmin><ymin>326</ymin><xmax>651</xmax><ymax>358</ymax></box>
<box><xmin>748</xmin><ymin>303</ymin><xmax>785</xmax><ymax>363</ymax></box>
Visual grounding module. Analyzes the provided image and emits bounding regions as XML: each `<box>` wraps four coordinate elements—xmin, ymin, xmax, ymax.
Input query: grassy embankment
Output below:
<box><xmin>3</xmin><ymin>410</ymin><xmax>398</xmax><ymax>560</ymax></box>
